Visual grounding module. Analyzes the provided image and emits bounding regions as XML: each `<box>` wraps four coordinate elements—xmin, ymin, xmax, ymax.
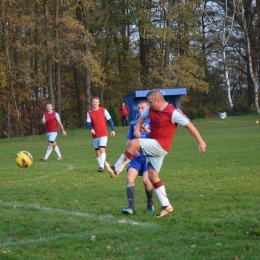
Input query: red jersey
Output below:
<box><xmin>119</xmin><ymin>106</ymin><xmax>129</xmax><ymax>116</ymax></box>
<box><xmin>88</xmin><ymin>107</ymin><xmax>108</xmax><ymax>138</ymax></box>
<box><xmin>44</xmin><ymin>112</ymin><xmax>58</xmax><ymax>133</ymax></box>
<box><xmin>149</xmin><ymin>104</ymin><xmax>177</xmax><ymax>152</ymax></box>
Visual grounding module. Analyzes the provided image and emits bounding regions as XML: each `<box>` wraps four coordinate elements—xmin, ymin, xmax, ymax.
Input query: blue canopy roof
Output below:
<box><xmin>125</xmin><ymin>88</ymin><xmax>187</xmax><ymax>121</ymax></box>
<box><xmin>134</xmin><ymin>88</ymin><xmax>187</xmax><ymax>97</ymax></box>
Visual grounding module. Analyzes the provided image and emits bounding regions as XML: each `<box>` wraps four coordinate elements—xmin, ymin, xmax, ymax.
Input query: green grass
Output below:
<box><xmin>0</xmin><ymin>115</ymin><xmax>259</xmax><ymax>259</ymax></box>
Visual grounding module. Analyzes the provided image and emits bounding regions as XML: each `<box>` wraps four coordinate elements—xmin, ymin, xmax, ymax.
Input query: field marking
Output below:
<box><xmin>0</xmin><ymin>233</ymin><xmax>81</xmax><ymax>247</ymax></box>
<box><xmin>0</xmin><ymin>199</ymin><xmax>158</xmax><ymax>247</ymax></box>
<box><xmin>8</xmin><ymin>164</ymin><xmax>74</xmax><ymax>183</ymax></box>
<box><xmin>0</xmin><ymin>199</ymin><xmax>158</xmax><ymax>227</ymax></box>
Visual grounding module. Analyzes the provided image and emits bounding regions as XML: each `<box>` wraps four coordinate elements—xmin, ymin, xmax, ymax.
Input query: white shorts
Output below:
<box><xmin>47</xmin><ymin>132</ymin><xmax>57</xmax><ymax>142</ymax></box>
<box><xmin>93</xmin><ymin>136</ymin><xmax>108</xmax><ymax>149</ymax></box>
<box><xmin>139</xmin><ymin>138</ymin><xmax>167</xmax><ymax>173</ymax></box>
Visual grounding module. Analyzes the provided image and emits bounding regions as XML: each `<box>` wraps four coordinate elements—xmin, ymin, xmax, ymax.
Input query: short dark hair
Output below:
<box><xmin>138</xmin><ymin>100</ymin><xmax>149</xmax><ymax>106</ymax></box>
<box><xmin>147</xmin><ymin>89</ymin><xmax>164</xmax><ymax>101</ymax></box>
<box><xmin>92</xmin><ymin>96</ymin><xmax>100</xmax><ymax>101</ymax></box>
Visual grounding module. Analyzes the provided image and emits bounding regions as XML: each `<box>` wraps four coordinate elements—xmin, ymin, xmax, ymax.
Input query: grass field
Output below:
<box><xmin>0</xmin><ymin>115</ymin><xmax>259</xmax><ymax>260</ymax></box>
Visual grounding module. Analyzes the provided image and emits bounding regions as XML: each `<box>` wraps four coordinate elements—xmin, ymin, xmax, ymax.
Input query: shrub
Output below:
<box><xmin>107</xmin><ymin>101</ymin><xmax>119</xmax><ymax>126</ymax></box>
<box><xmin>230</xmin><ymin>103</ymin><xmax>251</xmax><ymax>116</ymax></box>
<box><xmin>197</xmin><ymin>107</ymin><xmax>208</xmax><ymax>118</ymax></box>
<box><xmin>183</xmin><ymin>108</ymin><xmax>197</xmax><ymax>119</ymax></box>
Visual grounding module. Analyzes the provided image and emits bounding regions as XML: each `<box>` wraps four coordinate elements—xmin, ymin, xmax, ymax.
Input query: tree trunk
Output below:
<box><xmin>3</xmin><ymin>9</ymin><xmax>19</xmax><ymax>136</ymax></box>
<box><xmin>43</xmin><ymin>0</ymin><xmax>55</xmax><ymax>107</ymax></box>
<box><xmin>237</xmin><ymin>0</ymin><xmax>260</xmax><ymax>113</ymax></box>
<box><xmin>74</xmin><ymin>67</ymin><xmax>85</xmax><ymax>127</ymax></box>
<box><xmin>83</xmin><ymin>5</ymin><xmax>91</xmax><ymax>113</ymax></box>
<box><xmin>6</xmin><ymin>93</ymin><xmax>11</xmax><ymax>138</ymax></box>
<box><xmin>55</xmin><ymin>0</ymin><xmax>61</xmax><ymax>115</ymax></box>
<box><xmin>164</xmin><ymin>0</ymin><xmax>172</xmax><ymax>68</ymax></box>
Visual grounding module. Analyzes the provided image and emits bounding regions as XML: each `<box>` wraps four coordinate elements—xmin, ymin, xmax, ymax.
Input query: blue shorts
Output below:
<box><xmin>92</xmin><ymin>136</ymin><xmax>108</xmax><ymax>149</ymax></box>
<box><xmin>47</xmin><ymin>132</ymin><xmax>57</xmax><ymax>142</ymax></box>
<box><xmin>127</xmin><ymin>156</ymin><xmax>148</xmax><ymax>176</ymax></box>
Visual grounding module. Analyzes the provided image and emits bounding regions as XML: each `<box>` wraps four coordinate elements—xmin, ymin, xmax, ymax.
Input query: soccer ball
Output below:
<box><xmin>15</xmin><ymin>151</ymin><xmax>33</xmax><ymax>168</ymax></box>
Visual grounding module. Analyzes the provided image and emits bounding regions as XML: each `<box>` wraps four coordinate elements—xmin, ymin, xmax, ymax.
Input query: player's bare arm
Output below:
<box><xmin>134</xmin><ymin>116</ymin><xmax>145</xmax><ymax>138</ymax></box>
<box><xmin>141</xmin><ymin>124</ymin><xmax>150</xmax><ymax>133</ymax></box>
<box><xmin>185</xmin><ymin>122</ymin><xmax>206</xmax><ymax>152</ymax></box>
<box><xmin>58</xmin><ymin>121</ymin><xmax>67</xmax><ymax>136</ymax></box>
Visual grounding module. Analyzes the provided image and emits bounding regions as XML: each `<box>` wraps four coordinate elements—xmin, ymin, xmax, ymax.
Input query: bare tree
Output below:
<box><xmin>236</xmin><ymin>0</ymin><xmax>260</xmax><ymax>113</ymax></box>
<box><xmin>203</xmin><ymin>0</ymin><xmax>236</xmax><ymax>109</ymax></box>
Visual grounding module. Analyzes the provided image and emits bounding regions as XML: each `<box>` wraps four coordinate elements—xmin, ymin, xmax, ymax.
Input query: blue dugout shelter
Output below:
<box><xmin>125</xmin><ymin>88</ymin><xmax>187</xmax><ymax>121</ymax></box>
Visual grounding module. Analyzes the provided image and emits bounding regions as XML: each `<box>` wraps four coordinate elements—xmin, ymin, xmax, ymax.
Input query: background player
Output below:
<box><xmin>86</xmin><ymin>97</ymin><xmax>115</xmax><ymax>172</ymax></box>
<box><xmin>41</xmin><ymin>103</ymin><xmax>66</xmax><ymax>161</ymax></box>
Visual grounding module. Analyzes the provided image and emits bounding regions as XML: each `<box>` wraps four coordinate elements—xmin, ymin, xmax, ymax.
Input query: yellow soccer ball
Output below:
<box><xmin>255</xmin><ymin>120</ymin><xmax>259</xmax><ymax>124</ymax></box>
<box><xmin>15</xmin><ymin>151</ymin><xmax>33</xmax><ymax>168</ymax></box>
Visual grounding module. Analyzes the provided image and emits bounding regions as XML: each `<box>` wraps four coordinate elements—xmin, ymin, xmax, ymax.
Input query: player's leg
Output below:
<box><xmin>42</xmin><ymin>133</ymin><xmax>55</xmax><ymax>161</ymax></box>
<box><xmin>142</xmin><ymin>171</ymin><xmax>154</xmax><ymax>212</ymax></box>
<box><xmin>95</xmin><ymin>148</ymin><xmax>101</xmax><ymax>169</ymax></box>
<box><xmin>98</xmin><ymin>137</ymin><xmax>108</xmax><ymax>172</ymax></box>
<box><xmin>93</xmin><ymin>138</ymin><xmax>102</xmax><ymax>171</ymax></box>
<box><xmin>122</xmin><ymin>165</ymin><xmax>139</xmax><ymax>215</ymax></box>
<box><xmin>105</xmin><ymin>139</ymin><xmax>141</xmax><ymax>178</ymax></box>
<box><xmin>148</xmin><ymin>165</ymin><xmax>173</xmax><ymax>218</ymax></box>
<box><xmin>53</xmin><ymin>138</ymin><xmax>63</xmax><ymax>161</ymax></box>
<box><xmin>140</xmin><ymin>139</ymin><xmax>173</xmax><ymax>217</ymax></box>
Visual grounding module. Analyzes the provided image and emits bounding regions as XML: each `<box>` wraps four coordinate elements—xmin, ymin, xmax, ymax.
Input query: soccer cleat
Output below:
<box><xmin>146</xmin><ymin>205</ymin><xmax>154</xmax><ymax>212</ymax></box>
<box><xmin>122</xmin><ymin>207</ymin><xmax>136</xmax><ymax>215</ymax></box>
<box><xmin>155</xmin><ymin>205</ymin><xmax>174</xmax><ymax>218</ymax></box>
<box><xmin>105</xmin><ymin>161</ymin><xmax>118</xmax><ymax>178</ymax></box>
<box><xmin>98</xmin><ymin>167</ymin><xmax>104</xmax><ymax>172</ymax></box>
<box><xmin>57</xmin><ymin>157</ymin><xmax>64</xmax><ymax>161</ymax></box>
<box><xmin>41</xmin><ymin>157</ymin><xmax>47</xmax><ymax>161</ymax></box>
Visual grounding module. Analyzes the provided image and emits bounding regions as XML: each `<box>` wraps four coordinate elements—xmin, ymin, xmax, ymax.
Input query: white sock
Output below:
<box><xmin>114</xmin><ymin>154</ymin><xmax>130</xmax><ymax>174</ymax></box>
<box><xmin>96</xmin><ymin>157</ymin><xmax>101</xmax><ymax>167</ymax></box>
<box><xmin>99</xmin><ymin>153</ymin><xmax>106</xmax><ymax>168</ymax></box>
<box><xmin>155</xmin><ymin>185</ymin><xmax>170</xmax><ymax>207</ymax></box>
<box><xmin>54</xmin><ymin>146</ymin><xmax>62</xmax><ymax>158</ymax></box>
<box><xmin>45</xmin><ymin>146</ymin><xmax>53</xmax><ymax>159</ymax></box>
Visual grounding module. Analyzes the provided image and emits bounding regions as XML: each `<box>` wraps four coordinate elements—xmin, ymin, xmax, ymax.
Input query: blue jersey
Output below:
<box><xmin>127</xmin><ymin>118</ymin><xmax>150</xmax><ymax>140</ymax></box>
<box><xmin>126</xmin><ymin>119</ymin><xmax>150</xmax><ymax>171</ymax></box>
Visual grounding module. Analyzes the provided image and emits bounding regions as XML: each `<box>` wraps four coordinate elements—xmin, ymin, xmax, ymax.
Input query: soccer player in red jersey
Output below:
<box><xmin>106</xmin><ymin>89</ymin><xmax>206</xmax><ymax>217</ymax></box>
<box><xmin>41</xmin><ymin>103</ymin><xmax>66</xmax><ymax>161</ymax></box>
<box><xmin>86</xmin><ymin>97</ymin><xmax>115</xmax><ymax>172</ymax></box>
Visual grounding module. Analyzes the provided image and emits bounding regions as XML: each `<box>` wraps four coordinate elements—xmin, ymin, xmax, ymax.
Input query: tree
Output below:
<box><xmin>236</xmin><ymin>0</ymin><xmax>260</xmax><ymax>113</ymax></box>
<box><xmin>43</xmin><ymin>0</ymin><xmax>55</xmax><ymax>107</ymax></box>
<box><xmin>203</xmin><ymin>0</ymin><xmax>236</xmax><ymax>109</ymax></box>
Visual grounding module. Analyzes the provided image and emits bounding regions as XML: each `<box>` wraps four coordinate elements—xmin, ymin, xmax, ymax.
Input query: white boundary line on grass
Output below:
<box><xmin>8</xmin><ymin>164</ymin><xmax>74</xmax><ymax>183</ymax></box>
<box><xmin>0</xmin><ymin>233</ymin><xmax>81</xmax><ymax>247</ymax></box>
<box><xmin>0</xmin><ymin>200</ymin><xmax>158</xmax><ymax>247</ymax></box>
<box><xmin>0</xmin><ymin>199</ymin><xmax>157</xmax><ymax>224</ymax></box>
